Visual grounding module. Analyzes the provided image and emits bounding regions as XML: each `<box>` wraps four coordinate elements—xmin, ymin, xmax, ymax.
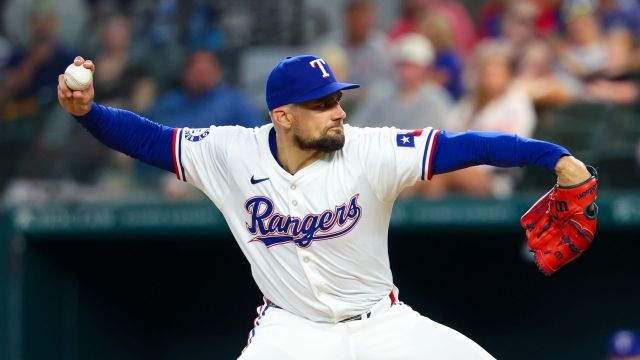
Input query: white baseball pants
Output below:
<box><xmin>238</xmin><ymin>294</ymin><xmax>496</xmax><ymax>360</ymax></box>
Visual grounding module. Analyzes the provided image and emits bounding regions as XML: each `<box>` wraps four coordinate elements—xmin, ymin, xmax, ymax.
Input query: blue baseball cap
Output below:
<box><xmin>608</xmin><ymin>330</ymin><xmax>640</xmax><ymax>357</ymax></box>
<box><xmin>265</xmin><ymin>55</ymin><xmax>360</xmax><ymax>110</ymax></box>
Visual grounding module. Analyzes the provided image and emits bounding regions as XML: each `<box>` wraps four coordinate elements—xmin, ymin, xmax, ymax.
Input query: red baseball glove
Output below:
<box><xmin>520</xmin><ymin>166</ymin><xmax>599</xmax><ymax>275</ymax></box>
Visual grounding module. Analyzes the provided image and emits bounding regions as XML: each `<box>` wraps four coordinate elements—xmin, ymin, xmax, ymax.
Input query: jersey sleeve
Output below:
<box><xmin>430</xmin><ymin>130</ymin><xmax>571</xmax><ymax>175</ymax></box>
<box><xmin>355</xmin><ymin>126</ymin><xmax>439</xmax><ymax>202</ymax></box>
<box><xmin>172</xmin><ymin>126</ymin><xmax>242</xmax><ymax>202</ymax></box>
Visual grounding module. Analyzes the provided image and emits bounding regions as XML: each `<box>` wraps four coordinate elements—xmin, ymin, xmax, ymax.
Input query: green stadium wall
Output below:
<box><xmin>1</xmin><ymin>193</ymin><xmax>639</xmax><ymax>359</ymax></box>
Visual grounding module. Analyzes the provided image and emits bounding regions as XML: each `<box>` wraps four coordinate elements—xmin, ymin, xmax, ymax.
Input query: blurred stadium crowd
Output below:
<box><xmin>0</xmin><ymin>0</ymin><xmax>639</xmax><ymax>205</ymax></box>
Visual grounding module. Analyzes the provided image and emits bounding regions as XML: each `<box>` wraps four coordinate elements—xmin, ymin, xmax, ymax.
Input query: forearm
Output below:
<box><xmin>430</xmin><ymin>130</ymin><xmax>571</xmax><ymax>177</ymax></box>
<box><xmin>74</xmin><ymin>102</ymin><xmax>175</xmax><ymax>172</ymax></box>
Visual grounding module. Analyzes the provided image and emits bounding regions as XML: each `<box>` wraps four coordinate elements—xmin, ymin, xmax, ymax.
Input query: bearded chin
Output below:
<box><xmin>294</xmin><ymin>132</ymin><xmax>345</xmax><ymax>153</ymax></box>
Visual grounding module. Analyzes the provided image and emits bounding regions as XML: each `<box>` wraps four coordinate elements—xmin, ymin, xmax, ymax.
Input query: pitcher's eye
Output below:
<box><xmin>318</xmin><ymin>97</ymin><xmax>341</xmax><ymax>110</ymax></box>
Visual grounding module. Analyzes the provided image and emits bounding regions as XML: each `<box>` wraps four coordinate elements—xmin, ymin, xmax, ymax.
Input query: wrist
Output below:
<box><xmin>555</xmin><ymin>156</ymin><xmax>591</xmax><ymax>186</ymax></box>
<box><xmin>72</xmin><ymin>102</ymin><xmax>97</xmax><ymax>119</ymax></box>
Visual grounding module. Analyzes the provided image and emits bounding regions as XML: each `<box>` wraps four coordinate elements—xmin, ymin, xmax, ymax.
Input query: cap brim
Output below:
<box><xmin>291</xmin><ymin>82</ymin><xmax>360</xmax><ymax>104</ymax></box>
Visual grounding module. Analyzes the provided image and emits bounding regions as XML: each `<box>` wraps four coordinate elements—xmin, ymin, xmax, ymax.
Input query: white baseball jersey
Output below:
<box><xmin>171</xmin><ymin>124</ymin><xmax>439</xmax><ymax>323</ymax></box>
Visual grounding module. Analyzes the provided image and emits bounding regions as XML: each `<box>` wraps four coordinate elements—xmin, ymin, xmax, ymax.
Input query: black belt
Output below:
<box><xmin>265</xmin><ymin>300</ymin><xmax>374</xmax><ymax>323</ymax></box>
<box><xmin>265</xmin><ymin>299</ymin><xmax>281</xmax><ymax>309</ymax></box>
<box><xmin>338</xmin><ymin>312</ymin><xmax>372</xmax><ymax>322</ymax></box>
<box><xmin>265</xmin><ymin>291</ymin><xmax>396</xmax><ymax>323</ymax></box>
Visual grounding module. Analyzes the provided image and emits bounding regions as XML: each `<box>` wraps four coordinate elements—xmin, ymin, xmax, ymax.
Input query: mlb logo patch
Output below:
<box><xmin>396</xmin><ymin>130</ymin><xmax>422</xmax><ymax>148</ymax></box>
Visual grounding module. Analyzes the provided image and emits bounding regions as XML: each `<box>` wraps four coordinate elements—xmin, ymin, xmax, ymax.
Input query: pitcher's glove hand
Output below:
<box><xmin>520</xmin><ymin>166</ymin><xmax>599</xmax><ymax>275</ymax></box>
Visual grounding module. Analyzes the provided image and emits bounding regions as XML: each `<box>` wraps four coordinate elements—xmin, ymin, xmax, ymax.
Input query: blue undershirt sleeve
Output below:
<box><xmin>73</xmin><ymin>102</ymin><xmax>176</xmax><ymax>173</ymax></box>
<box><xmin>430</xmin><ymin>130</ymin><xmax>571</xmax><ymax>176</ymax></box>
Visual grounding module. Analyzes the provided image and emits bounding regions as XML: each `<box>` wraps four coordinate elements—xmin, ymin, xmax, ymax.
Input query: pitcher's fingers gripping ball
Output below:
<box><xmin>521</xmin><ymin>166</ymin><xmax>599</xmax><ymax>275</ymax></box>
<box><xmin>57</xmin><ymin>56</ymin><xmax>95</xmax><ymax>116</ymax></box>
<box><xmin>64</xmin><ymin>62</ymin><xmax>93</xmax><ymax>90</ymax></box>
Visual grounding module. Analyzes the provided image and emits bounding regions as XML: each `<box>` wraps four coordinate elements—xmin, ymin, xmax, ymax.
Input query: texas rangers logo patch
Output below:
<box><xmin>396</xmin><ymin>130</ymin><xmax>423</xmax><ymax>148</ymax></box>
<box><xmin>244</xmin><ymin>194</ymin><xmax>362</xmax><ymax>248</ymax></box>
<box><xmin>184</xmin><ymin>128</ymin><xmax>211</xmax><ymax>142</ymax></box>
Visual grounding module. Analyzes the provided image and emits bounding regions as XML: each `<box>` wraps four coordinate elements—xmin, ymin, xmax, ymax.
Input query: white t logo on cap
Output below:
<box><xmin>309</xmin><ymin>58</ymin><xmax>330</xmax><ymax>78</ymax></box>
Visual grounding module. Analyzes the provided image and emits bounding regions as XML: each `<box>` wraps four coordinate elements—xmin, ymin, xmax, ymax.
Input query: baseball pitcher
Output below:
<box><xmin>58</xmin><ymin>55</ymin><xmax>598</xmax><ymax>359</ymax></box>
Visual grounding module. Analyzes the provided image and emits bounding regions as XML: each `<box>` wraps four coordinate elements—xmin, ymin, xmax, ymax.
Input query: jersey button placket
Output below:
<box><xmin>288</xmin><ymin>181</ymin><xmax>319</xmax><ymax>300</ymax></box>
<box><xmin>289</xmin><ymin>182</ymin><xmax>298</xmax><ymax>207</ymax></box>
<box><xmin>299</xmin><ymin>252</ymin><xmax>323</xmax><ymax>299</ymax></box>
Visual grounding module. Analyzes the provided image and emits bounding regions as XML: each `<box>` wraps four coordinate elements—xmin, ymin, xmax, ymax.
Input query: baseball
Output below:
<box><xmin>64</xmin><ymin>63</ymin><xmax>93</xmax><ymax>91</ymax></box>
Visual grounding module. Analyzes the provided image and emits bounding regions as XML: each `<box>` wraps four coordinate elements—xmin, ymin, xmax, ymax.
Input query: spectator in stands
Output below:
<box><xmin>556</xmin><ymin>8</ymin><xmax>606</xmax><ymax>80</ymax></box>
<box><xmin>89</xmin><ymin>13</ymin><xmax>161</xmax><ymax>197</ymax></box>
<box><xmin>2</xmin><ymin>0</ymin><xmax>89</xmax><ymax>48</ymax></box>
<box><xmin>183</xmin><ymin>1</ymin><xmax>224</xmax><ymax>51</ymax></box>
<box><xmin>502</xmin><ymin>1</ymin><xmax>538</xmax><ymax>55</ymax></box>
<box><xmin>597</xmin><ymin>0</ymin><xmax>640</xmax><ymax>37</ymax></box>
<box><xmin>423</xmin><ymin>0</ymin><xmax>476</xmax><ymax>59</ymax></box>
<box><xmin>1</xmin><ymin>5</ymin><xmax>75</xmax><ymax>120</ymax></box>
<box><xmin>423</xmin><ymin>43</ymin><xmax>536</xmax><ymax>198</ymax></box>
<box><xmin>606</xmin><ymin>330</ymin><xmax>640</xmax><ymax>360</ymax></box>
<box><xmin>92</xmin><ymin>14</ymin><xmax>156</xmax><ymax>112</ymax></box>
<box><xmin>497</xmin><ymin>1</ymin><xmax>541</xmax><ymax>61</ymax></box>
<box><xmin>471</xmin><ymin>0</ymin><xmax>543</xmax><ymax>94</ymax></box>
<box><xmin>478</xmin><ymin>0</ymin><xmax>562</xmax><ymax>41</ymax></box>
<box><xmin>145</xmin><ymin>50</ymin><xmax>264</xmax><ymax>128</ymax></box>
<box><xmin>417</xmin><ymin>11</ymin><xmax>464</xmax><ymax>100</ymax></box>
<box><xmin>390</xmin><ymin>0</ymin><xmax>476</xmax><ymax>59</ymax></box>
<box><xmin>0</xmin><ymin>4</ymin><xmax>87</xmax><ymax>189</ymax></box>
<box><xmin>388</xmin><ymin>0</ymin><xmax>429</xmax><ymax>41</ymax></box>
<box><xmin>0</xmin><ymin>34</ymin><xmax>10</xmax><ymax>72</ymax></box>
<box><xmin>455</xmin><ymin>43</ymin><xmax>536</xmax><ymax>141</ymax></box>
<box><xmin>535</xmin><ymin>0</ymin><xmax>563</xmax><ymax>37</ymax></box>
<box><xmin>517</xmin><ymin>40</ymin><xmax>579</xmax><ymax>107</ymax></box>
<box><xmin>477</xmin><ymin>0</ymin><xmax>506</xmax><ymax>40</ymax></box>
<box><xmin>350</xmin><ymin>33</ymin><xmax>452</xmax><ymax>130</ymax></box>
<box><xmin>584</xmin><ymin>28</ymin><xmax>640</xmax><ymax>105</ymax></box>
<box><xmin>125</xmin><ymin>0</ymin><xmax>188</xmax><ymax>91</ymax></box>
<box><xmin>343</xmin><ymin>0</ymin><xmax>391</xmax><ymax>86</ymax></box>
<box><xmin>318</xmin><ymin>0</ymin><xmax>391</xmax><ymax>110</ymax></box>
<box><xmin>147</xmin><ymin>49</ymin><xmax>266</xmax><ymax>201</ymax></box>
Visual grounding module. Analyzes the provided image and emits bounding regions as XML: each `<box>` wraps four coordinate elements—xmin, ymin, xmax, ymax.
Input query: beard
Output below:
<box><xmin>293</xmin><ymin>129</ymin><xmax>345</xmax><ymax>153</ymax></box>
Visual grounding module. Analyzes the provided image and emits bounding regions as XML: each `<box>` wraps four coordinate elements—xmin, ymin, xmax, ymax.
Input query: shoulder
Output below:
<box><xmin>344</xmin><ymin>124</ymin><xmax>377</xmax><ymax>142</ymax></box>
<box><xmin>343</xmin><ymin>125</ymin><xmax>437</xmax><ymax>162</ymax></box>
<box><xmin>182</xmin><ymin>123</ymin><xmax>269</xmax><ymax>142</ymax></box>
<box><xmin>343</xmin><ymin>125</ymin><xmax>386</xmax><ymax>157</ymax></box>
<box><xmin>343</xmin><ymin>124</ymin><xmax>407</xmax><ymax>143</ymax></box>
